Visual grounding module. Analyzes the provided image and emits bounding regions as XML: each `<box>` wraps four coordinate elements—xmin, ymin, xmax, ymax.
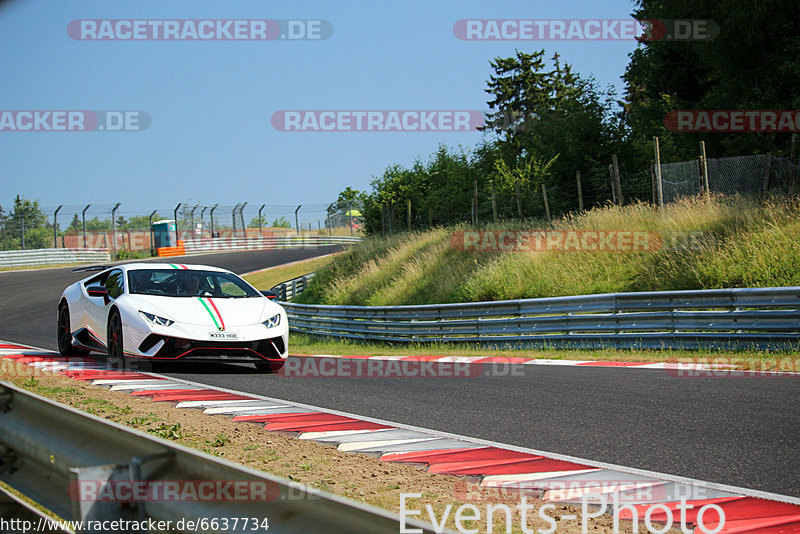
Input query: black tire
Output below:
<box><xmin>255</xmin><ymin>360</ymin><xmax>285</xmax><ymax>373</ymax></box>
<box><xmin>57</xmin><ymin>304</ymin><xmax>89</xmax><ymax>356</ymax></box>
<box><xmin>106</xmin><ymin>311</ymin><xmax>126</xmax><ymax>370</ymax></box>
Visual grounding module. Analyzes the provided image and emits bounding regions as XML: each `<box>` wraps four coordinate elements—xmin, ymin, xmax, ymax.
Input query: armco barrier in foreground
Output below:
<box><xmin>0</xmin><ymin>381</ymin><xmax>439</xmax><ymax>534</ymax></box>
<box><xmin>280</xmin><ymin>286</ymin><xmax>800</xmax><ymax>351</ymax></box>
<box><xmin>0</xmin><ymin>248</ymin><xmax>110</xmax><ymax>268</ymax></box>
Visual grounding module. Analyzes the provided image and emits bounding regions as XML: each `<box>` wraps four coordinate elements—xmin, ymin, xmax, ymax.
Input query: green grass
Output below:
<box><xmin>294</xmin><ymin>195</ymin><xmax>800</xmax><ymax>305</ymax></box>
<box><xmin>288</xmin><ymin>333</ymin><xmax>800</xmax><ymax>370</ymax></box>
<box><xmin>243</xmin><ymin>254</ymin><xmax>339</xmax><ymax>290</ymax></box>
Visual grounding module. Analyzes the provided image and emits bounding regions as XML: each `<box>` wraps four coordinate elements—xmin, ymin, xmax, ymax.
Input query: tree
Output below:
<box><xmin>67</xmin><ymin>213</ymin><xmax>81</xmax><ymax>232</ymax></box>
<box><xmin>271</xmin><ymin>217</ymin><xmax>291</xmax><ymax>228</ymax></box>
<box><xmin>622</xmin><ymin>0</ymin><xmax>800</xmax><ymax>160</ymax></box>
<box><xmin>482</xmin><ymin>50</ymin><xmax>622</xmax><ymax>212</ymax></box>
<box><xmin>0</xmin><ymin>196</ymin><xmax>50</xmax><ymax>250</ymax></box>
<box><xmin>336</xmin><ymin>187</ymin><xmax>363</xmax><ymax>204</ymax></box>
<box><xmin>248</xmin><ymin>214</ymin><xmax>275</xmax><ymax>228</ymax></box>
<box><xmin>123</xmin><ymin>214</ymin><xmax>161</xmax><ymax>230</ymax></box>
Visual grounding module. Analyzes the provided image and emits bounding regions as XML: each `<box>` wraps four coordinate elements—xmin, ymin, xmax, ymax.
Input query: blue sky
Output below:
<box><xmin>0</xmin><ymin>0</ymin><xmax>639</xmax><ymax>225</ymax></box>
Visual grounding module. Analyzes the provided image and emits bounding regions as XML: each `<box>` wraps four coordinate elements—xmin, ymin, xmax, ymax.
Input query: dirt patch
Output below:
<box><xmin>2</xmin><ymin>359</ymin><xmax>679</xmax><ymax>533</ymax></box>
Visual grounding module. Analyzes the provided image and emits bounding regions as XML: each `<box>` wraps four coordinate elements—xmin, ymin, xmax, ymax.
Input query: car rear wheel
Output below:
<box><xmin>57</xmin><ymin>304</ymin><xmax>89</xmax><ymax>356</ymax></box>
<box><xmin>255</xmin><ymin>360</ymin><xmax>285</xmax><ymax>373</ymax></box>
<box><xmin>107</xmin><ymin>312</ymin><xmax>125</xmax><ymax>370</ymax></box>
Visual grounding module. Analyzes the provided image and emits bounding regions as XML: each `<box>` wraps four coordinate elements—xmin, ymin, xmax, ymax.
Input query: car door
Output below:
<box><xmin>84</xmin><ymin>268</ymin><xmax>123</xmax><ymax>345</ymax></box>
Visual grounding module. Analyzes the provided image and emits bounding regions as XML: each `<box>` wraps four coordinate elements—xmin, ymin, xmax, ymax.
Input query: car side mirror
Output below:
<box><xmin>87</xmin><ymin>285</ymin><xmax>108</xmax><ymax>298</ymax></box>
<box><xmin>260</xmin><ymin>290</ymin><xmax>278</xmax><ymax>300</ymax></box>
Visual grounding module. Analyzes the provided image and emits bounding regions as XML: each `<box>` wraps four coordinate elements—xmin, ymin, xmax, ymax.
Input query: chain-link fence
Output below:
<box><xmin>613</xmin><ymin>153</ymin><xmax>798</xmax><ymax>206</ymax></box>
<box><xmin>369</xmin><ymin>150</ymin><xmax>799</xmax><ymax>236</ymax></box>
<box><xmin>0</xmin><ymin>200</ymin><xmax>365</xmax><ymax>253</ymax></box>
<box><xmin>2</xmin><ymin>152</ymin><xmax>797</xmax><ymax>249</ymax></box>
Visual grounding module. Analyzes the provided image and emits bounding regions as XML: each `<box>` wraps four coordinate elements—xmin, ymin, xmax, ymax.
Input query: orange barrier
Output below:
<box><xmin>156</xmin><ymin>241</ymin><xmax>185</xmax><ymax>257</ymax></box>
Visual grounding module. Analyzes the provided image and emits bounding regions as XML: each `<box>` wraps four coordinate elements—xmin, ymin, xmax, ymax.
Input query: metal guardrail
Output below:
<box><xmin>183</xmin><ymin>236</ymin><xmax>361</xmax><ymax>254</ymax></box>
<box><xmin>279</xmin><ymin>286</ymin><xmax>800</xmax><ymax>350</ymax></box>
<box><xmin>0</xmin><ymin>484</ymin><xmax>70</xmax><ymax>533</ymax></box>
<box><xmin>0</xmin><ymin>248</ymin><xmax>110</xmax><ymax>268</ymax></box>
<box><xmin>270</xmin><ymin>273</ymin><xmax>316</xmax><ymax>301</ymax></box>
<box><xmin>0</xmin><ymin>381</ymin><xmax>438</xmax><ymax>534</ymax></box>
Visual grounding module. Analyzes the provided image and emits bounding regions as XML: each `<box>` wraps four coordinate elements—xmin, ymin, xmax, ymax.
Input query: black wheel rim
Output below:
<box><xmin>109</xmin><ymin>317</ymin><xmax>123</xmax><ymax>367</ymax></box>
<box><xmin>58</xmin><ymin>308</ymin><xmax>70</xmax><ymax>351</ymax></box>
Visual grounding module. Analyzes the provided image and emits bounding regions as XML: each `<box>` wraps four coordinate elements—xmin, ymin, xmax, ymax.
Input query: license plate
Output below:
<box><xmin>209</xmin><ymin>331</ymin><xmax>238</xmax><ymax>340</ymax></box>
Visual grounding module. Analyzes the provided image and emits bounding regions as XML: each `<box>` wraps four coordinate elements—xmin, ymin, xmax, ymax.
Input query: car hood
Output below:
<box><xmin>129</xmin><ymin>295</ymin><xmax>273</xmax><ymax>329</ymax></box>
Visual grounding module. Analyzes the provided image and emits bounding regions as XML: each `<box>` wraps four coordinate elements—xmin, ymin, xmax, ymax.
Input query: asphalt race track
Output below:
<box><xmin>1</xmin><ymin>247</ymin><xmax>798</xmax><ymax>498</ymax></box>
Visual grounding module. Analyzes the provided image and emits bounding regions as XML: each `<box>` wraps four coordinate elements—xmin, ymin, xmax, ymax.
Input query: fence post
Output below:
<box><xmin>295</xmin><ymin>205</ymin><xmax>302</xmax><ymax>237</ymax></box>
<box><xmin>611</xmin><ymin>154</ymin><xmax>623</xmax><ymax>206</ymax></box>
<box><xmin>112</xmin><ymin>203</ymin><xmax>121</xmax><ymax>258</ymax></box>
<box><xmin>653</xmin><ymin>137</ymin><xmax>664</xmax><ymax>207</ymax></box>
<box><xmin>173</xmin><ymin>203</ymin><xmax>181</xmax><ymax>245</ymax></box>
<box><xmin>609</xmin><ymin>164</ymin><xmax>616</xmax><ymax>204</ymax></box>
<box><xmin>53</xmin><ymin>205</ymin><xmax>62</xmax><ymax>249</ymax></box>
<box><xmin>210</xmin><ymin>204</ymin><xmax>218</xmax><ymax>238</ymax></box>
<box><xmin>148</xmin><ymin>210</ymin><xmax>157</xmax><ymax>255</ymax></box>
<box><xmin>232</xmin><ymin>203</ymin><xmax>240</xmax><ymax>238</ymax></box>
<box><xmin>348</xmin><ymin>201</ymin><xmax>354</xmax><ymax>236</ymax></box>
<box><xmin>82</xmin><ymin>204</ymin><xmax>91</xmax><ymax>249</ymax></box>
<box><xmin>575</xmin><ymin>170</ymin><xmax>584</xmax><ymax>212</ymax></box>
<box><xmin>491</xmin><ymin>186</ymin><xmax>498</xmax><ymax>223</ymax></box>
<box><xmin>472</xmin><ymin>180</ymin><xmax>478</xmax><ymax>226</ymax></box>
<box><xmin>381</xmin><ymin>204</ymin><xmax>386</xmax><ymax>236</ymax></box>
<box><xmin>699</xmin><ymin>141</ymin><xmax>710</xmax><ymax>196</ymax></box>
<box><xmin>761</xmin><ymin>152</ymin><xmax>773</xmax><ymax>199</ymax></box>
<box><xmin>515</xmin><ymin>182</ymin><xmax>522</xmax><ymax>218</ymax></box>
<box><xmin>790</xmin><ymin>134</ymin><xmax>797</xmax><ymax>194</ymax></box>
<box><xmin>189</xmin><ymin>205</ymin><xmax>197</xmax><ymax>240</ymax></box>
<box><xmin>407</xmin><ymin>199</ymin><xmax>412</xmax><ymax>230</ymax></box>
<box><xmin>239</xmin><ymin>202</ymin><xmax>247</xmax><ymax>238</ymax></box>
<box><xmin>650</xmin><ymin>161</ymin><xmax>656</xmax><ymax>204</ymax></box>
<box><xmin>542</xmin><ymin>184</ymin><xmax>551</xmax><ymax>222</ymax></box>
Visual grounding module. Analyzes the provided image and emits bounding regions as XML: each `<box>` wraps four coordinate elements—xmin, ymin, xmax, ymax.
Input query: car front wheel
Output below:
<box><xmin>57</xmin><ymin>304</ymin><xmax>89</xmax><ymax>356</ymax></box>
<box><xmin>106</xmin><ymin>312</ymin><xmax>125</xmax><ymax>370</ymax></box>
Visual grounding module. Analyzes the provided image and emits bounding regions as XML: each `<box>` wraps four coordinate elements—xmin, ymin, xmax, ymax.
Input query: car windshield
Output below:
<box><xmin>128</xmin><ymin>269</ymin><xmax>260</xmax><ymax>298</ymax></box>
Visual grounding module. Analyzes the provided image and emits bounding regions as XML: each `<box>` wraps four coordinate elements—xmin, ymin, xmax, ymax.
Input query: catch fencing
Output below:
<box><xmin>0</xmin><ymin>248</ymin><xmax>109</xmax><ymax>268</ymax></box>
<box><xmin>375</xmin><ymin>150</ymin><xmax>800</xmax><ymax>233</ymax></box>
<box><xmin>278</xmin><ymin>285</ymin><xmax>800</xmax><ymax>351</ymax></box>
<box><xmin>0</xmin><ymin>381</ymin><xmax>438</xmax><ymax>534</ymax></box>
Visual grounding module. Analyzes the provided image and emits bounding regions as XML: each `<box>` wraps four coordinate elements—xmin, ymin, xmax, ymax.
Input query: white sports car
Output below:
<box><xmin>57</xmin><ymin>262</ymin><xmax>288</xmax><ymax>372</ymax></box>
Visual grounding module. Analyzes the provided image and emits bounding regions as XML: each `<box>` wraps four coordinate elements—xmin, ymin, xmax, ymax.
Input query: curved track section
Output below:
<box><xmin>0</xmin><ymin>247</ymin><xmax>798</xmax><ymax>497</ymax></box>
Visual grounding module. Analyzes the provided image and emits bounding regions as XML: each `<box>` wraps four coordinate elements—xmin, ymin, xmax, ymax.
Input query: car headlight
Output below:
<box><xmin>262</xmin><ymin>313</ymin><xmax>281</xmax><ymax>329</ymax></box>
<box><xmin>139</xmin><ymin>311</ymin><xmax>174</xmax><ymax>327</ymax></box>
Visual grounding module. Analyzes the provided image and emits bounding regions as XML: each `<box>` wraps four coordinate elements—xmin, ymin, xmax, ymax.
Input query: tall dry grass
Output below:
<box><xmin>295</xmin><ymin>195</ymin><xmax>800</xmax><ymax>305</ymax></box>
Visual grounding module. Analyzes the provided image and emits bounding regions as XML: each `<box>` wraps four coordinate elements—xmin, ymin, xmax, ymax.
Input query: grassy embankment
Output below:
<box><xmin>246</xmin><ymin>195</ymin><xmax>800</xmax><ymax>366</ymax></box>
<box><xmin>294</xmin><ymin>195</ymin><xmax>800</xmax><ymax>306</ymax></box>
